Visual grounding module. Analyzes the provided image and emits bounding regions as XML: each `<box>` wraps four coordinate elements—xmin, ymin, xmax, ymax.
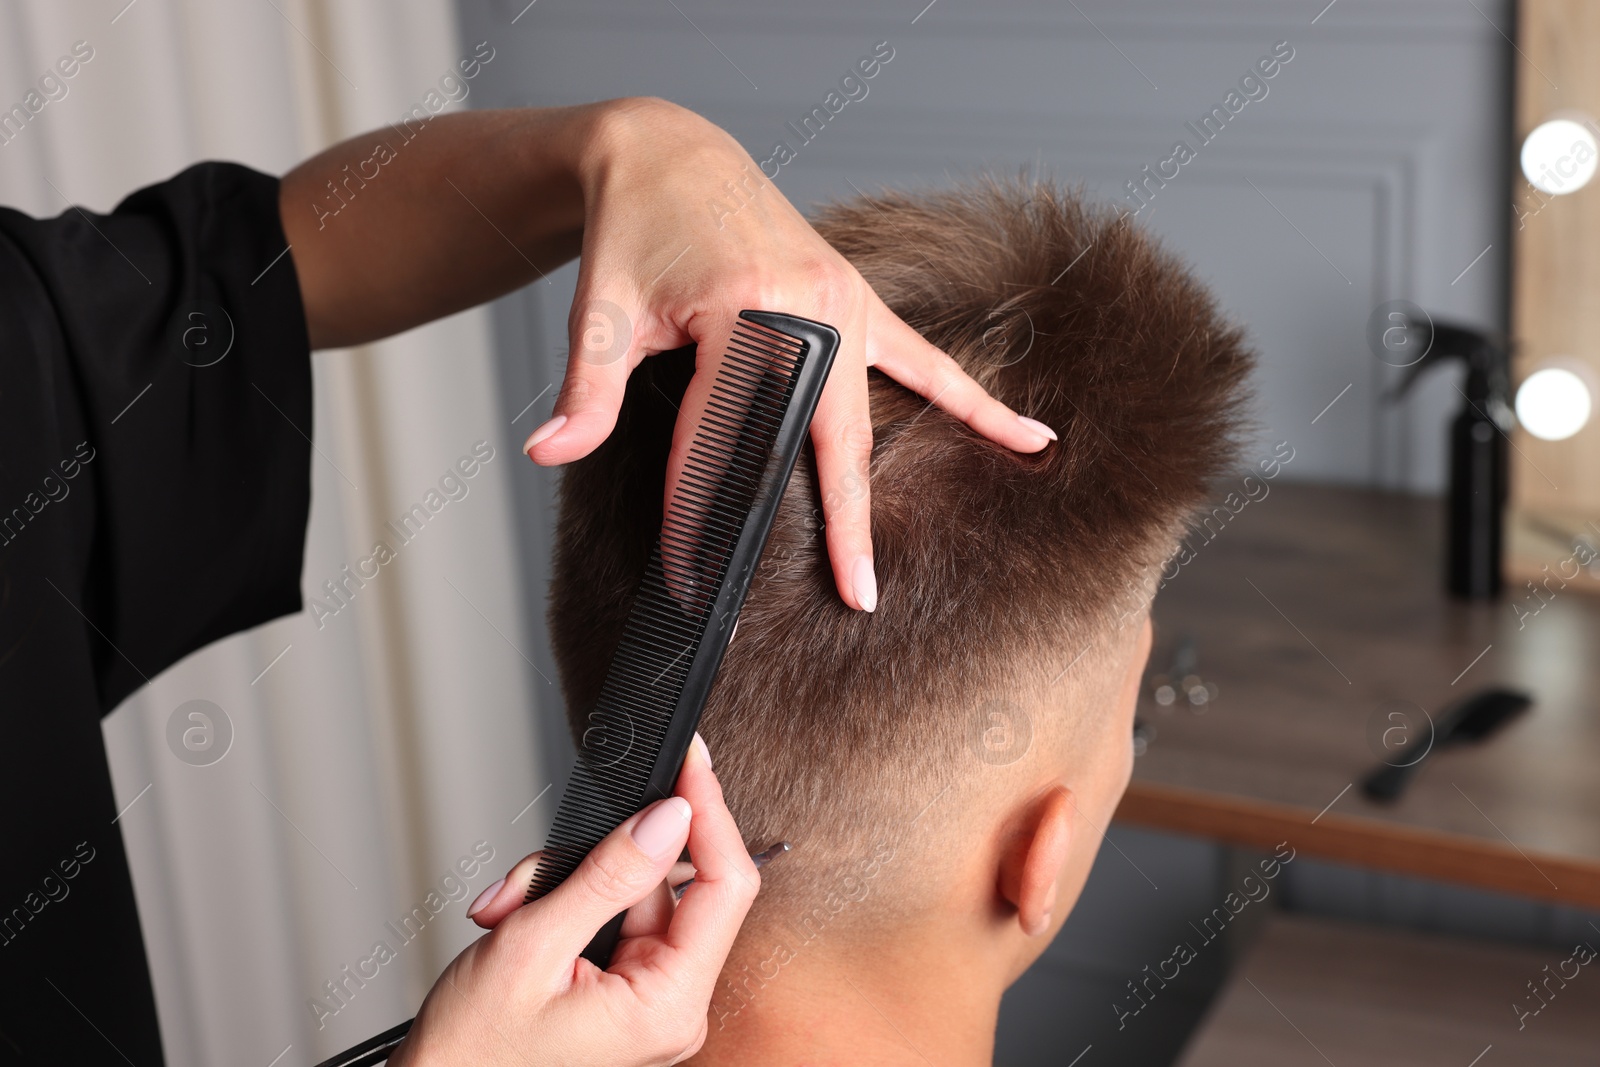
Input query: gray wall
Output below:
<box><xmin>454</xmin><ymin>1</ymin><xmax>1548</xmax><ymax>1063</ymax></box>
<box><xmin>462</xmin><ymin>0</ymin><xmax>1513</xmax><ymax>492</ymax></box>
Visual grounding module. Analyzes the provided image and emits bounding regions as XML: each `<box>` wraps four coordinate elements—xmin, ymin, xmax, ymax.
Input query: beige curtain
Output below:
<box><xmin>0</xmin><ymin>2</ymin><xmax>547</xmax><ymax>1064</ymax></box>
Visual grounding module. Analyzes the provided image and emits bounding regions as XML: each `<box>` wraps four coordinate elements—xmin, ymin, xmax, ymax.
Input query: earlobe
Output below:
<box><xmin>997</xmin><ymin>784</ymin><xmax>1076</xmax><ymax>937</ymax></box>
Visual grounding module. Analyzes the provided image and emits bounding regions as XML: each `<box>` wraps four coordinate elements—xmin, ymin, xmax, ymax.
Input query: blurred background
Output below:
<box><xmin>5</xmin><ymin>0</ymin><xmax>1599</xmax><ymax>1063</ymax></box>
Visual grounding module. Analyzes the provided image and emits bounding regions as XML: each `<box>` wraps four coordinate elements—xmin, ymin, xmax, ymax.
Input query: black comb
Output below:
<box><xmin>313</xmin><ymin>310</ymin><xmax>839</xmax><ymax>1067</ymax></box>
<box><xmin>526</xmin><ymin>309</ymin><xmax>839</xmax><ymax>960</ymax></box>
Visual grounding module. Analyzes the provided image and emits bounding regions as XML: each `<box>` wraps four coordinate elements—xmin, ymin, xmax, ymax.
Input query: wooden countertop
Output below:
<box><xmin>1176</xmin><ymin>913</ymin><xmax>1600</xmax><ymax>1066</ymax></box>
<box><xmin>1115</xmin><ymin>481</ymin><xmax>1600</xmax><ymax>908</ymax></box>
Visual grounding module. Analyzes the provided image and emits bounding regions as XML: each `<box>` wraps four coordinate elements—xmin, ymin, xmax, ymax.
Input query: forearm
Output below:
<box><xmin>280</xmin><ymin>103</ymin><xmax>617</xmax><ymax>349</ymax></box>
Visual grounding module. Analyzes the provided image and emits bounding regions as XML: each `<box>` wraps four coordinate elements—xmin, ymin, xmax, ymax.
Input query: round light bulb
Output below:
<box><xmin>1516</xmin><ymin>366</ymin><xmax>1592</xmax><ymax>441</ymax></box>
<box><xmin>1520</xmin><ymin>118</ymin><xmax>1599</xmax><ymax>195</ymax></box>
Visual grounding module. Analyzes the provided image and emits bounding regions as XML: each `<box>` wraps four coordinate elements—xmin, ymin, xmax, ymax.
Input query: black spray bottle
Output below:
<box><xmin>1388</xmin><ymin>320</ymin><xmax>1513</xmax><ymax>599</ymax></box>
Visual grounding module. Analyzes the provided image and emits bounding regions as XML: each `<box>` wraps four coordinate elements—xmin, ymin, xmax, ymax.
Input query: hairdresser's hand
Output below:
<box><xmin>388</xmin><ymin>737</ymin><xmax>755</xmax><ymax>1067</ymax></box>
<box><xmin>522</xmin><ymin>97</ymin><xmax>1056</xmax><ymax>612</ymax></box>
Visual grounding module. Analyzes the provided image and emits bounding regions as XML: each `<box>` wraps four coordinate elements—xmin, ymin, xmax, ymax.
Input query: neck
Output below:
<box><xmin>687</xmin><ymin>926</ymin><xmax>1003</xmax><ymax>1067</ymax></box>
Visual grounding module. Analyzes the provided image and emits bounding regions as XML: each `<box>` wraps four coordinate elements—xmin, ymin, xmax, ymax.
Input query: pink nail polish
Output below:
<box><xmin>692</xmin><ymin>730</ymin><xmax>713</xmax><ymax>770</ymax></box>
<box><xmin>632</xmin><ymin>797</ymin><xmax>692</xmax><ymax>860</ymax></box>
<box><xmin>524</xmin><ymin>414</ymin><xmax>568</xmax><ymax>454</ymax></box>
<box><xmin>1017</xmin><ymin>415</ymin><xmax>1058</xmax><ymax>442</ymax></box>
<box><xmin>851</xmin><ymin>556</ymin><xmax>878</xmax><ymax>613</ymax></box>
<box><xmin>467</xmin><ymin>876</ymin><xmax>505</xmax><ymax>918</ymax></box>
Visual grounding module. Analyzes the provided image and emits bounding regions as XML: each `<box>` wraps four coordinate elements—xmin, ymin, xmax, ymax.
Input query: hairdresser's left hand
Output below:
<box><xmin>389</xmin><ymin>736</ymin><xmax>755</xmax><ymax>1067</ymax></box>
<box><xmin>521</xmin><ymin>97</ymin><xmax>1056</xmax><ymax>612</ymax></box>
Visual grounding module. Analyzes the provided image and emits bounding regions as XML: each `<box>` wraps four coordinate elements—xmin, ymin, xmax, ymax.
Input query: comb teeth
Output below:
<box><xmin>526</xmin><ymin>316</ymin><xmax>824</xmax><ymax>905</ymax></box>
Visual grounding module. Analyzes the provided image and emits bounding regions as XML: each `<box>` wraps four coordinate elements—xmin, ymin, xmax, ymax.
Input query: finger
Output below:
<box><xmin>619</xmin><ymin>877</ymin><xmax>679</xmax><ymax>939</ymax></box>
<box><xmin>656</xmin><ymin>731</ymin><xmax>760</xmax><ymax>980</ymax></box>
<box><xmin>657</xmin><ymin>310</ymin><xmax>766</xmax><ymax>610</ymax></box>
<box><xmin>659</xmin><ymin>309</ymin><xmax>737</xmax><ymax>534</ymax></box>
<box><xmin>809</xmin><ymin>312</ymin><xmax>877</xmax><ymax>612</ymax></box>
<box><xmin>467</xmin><ymin>850</ymin><xmax>546</xmax><ymax>929</ymax></box>
<box><xmin>865</xmin><ymin>300</ymin><xmax>1056</xmax><ymax>452</ymax></box>
<box><xmin>618</xmin><ymin>737</ymin><xmax>707</xmax><ymax>940</ymax></box>
<box><xmin>513</xmin><ymin>796</ymin><xmax>693</xmax><ymax>966</ymax></box>
<box><xmin>469</xmin><ymin>854</ymin><xmax>693</xmax><ymax>932</ymax></box>
<box><xmin>614</xmin><ymin>735</ymin><xmax>710</xmax><ymax>940</ymax></box>
<box><xmin>523</xmin><ymin>293</ymin><xmax>643</xmax><ymax>466</ymax></box>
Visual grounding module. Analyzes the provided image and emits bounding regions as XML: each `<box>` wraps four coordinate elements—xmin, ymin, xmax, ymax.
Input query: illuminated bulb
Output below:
<box><xmin>1521</xmin><ymin>118</ymin><xmax>1599</xmax><ymax>195</ymax></box>
<box><xmin>1516</xmin><ymin>366</ymin><xmax>1592</xmax><ymax>441</ymax></box>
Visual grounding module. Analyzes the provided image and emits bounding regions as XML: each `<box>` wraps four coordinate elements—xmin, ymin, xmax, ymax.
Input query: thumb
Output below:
<box><xmin>523</xmin><ymin>295</ymin><xmax>641</xmax><ymax>465</ymax></box>
<box><xmin>516</xmin><ymin>797</ymin><xmax>693</xmax><ymax>965</ymax></box>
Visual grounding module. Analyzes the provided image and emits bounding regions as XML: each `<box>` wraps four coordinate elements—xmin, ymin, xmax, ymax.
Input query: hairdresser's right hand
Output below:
<box><xmin>388</xmin><ymin>737</ymin><xmax>755</xmax><ymax>1067</ymax></box>
<box><xmin>521</xmin><ymin>97</ymin><xmax>1055</xmax><ymax>614</ymax></box>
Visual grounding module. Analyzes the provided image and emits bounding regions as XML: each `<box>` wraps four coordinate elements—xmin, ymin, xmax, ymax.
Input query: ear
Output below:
<box><xmin>996</xmin><ymin>785</ymin><xmax>1075</xmax><ymax>936</ymax></box>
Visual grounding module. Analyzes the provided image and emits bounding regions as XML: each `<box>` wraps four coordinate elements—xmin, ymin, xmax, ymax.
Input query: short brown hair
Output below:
<box><xmin>547</xmin><ymin>176</ymin><xmax>1251</xmax><ymax>917</ymax></box>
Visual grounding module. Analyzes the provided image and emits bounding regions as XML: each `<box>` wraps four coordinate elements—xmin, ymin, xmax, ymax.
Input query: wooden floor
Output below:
<box><xmin>1177</xmin><ymin>914</ymin><xmax>1600</xmax><ymax>1066</ymax></box>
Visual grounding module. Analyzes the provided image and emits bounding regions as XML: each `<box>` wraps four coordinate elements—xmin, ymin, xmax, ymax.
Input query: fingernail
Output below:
<box><xmin>523</xmin><ymin>414</ymin><xmax>568</xmax><ymax>454</ymax></box>
<box><xmin>852</xmin><ymin>556</ymin><xmax>878</xmax><ymax>613</ymax></box>
<box><xmin>691</xmin><ymin>731</ymin><xmax>713</xmax><ymax>770</ymax></box>
<box><xmin>632</xmin><ymin>796</ymin><xmax>692</xmax><ymax>860</ymax></box>
<box><xmin>1017</xmin><ymin>415</ymin><xmax>1058</xmax><ymax>442</ymax></box>
<box><xmin>1038</xmin><ymin>911</ymin><xmax>1053</xmax><ymax>932</ymax></box>
<box><xmin>467</xmin><ymin>876</ymin><xmax>505</xmax><ymax>918</ymax></box>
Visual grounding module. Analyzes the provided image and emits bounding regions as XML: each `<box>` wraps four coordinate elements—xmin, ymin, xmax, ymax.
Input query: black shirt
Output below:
<box><xmin>0</xmin><ymin>162</ymin><xmax>312</xmax><ymax>1065</ymax></box>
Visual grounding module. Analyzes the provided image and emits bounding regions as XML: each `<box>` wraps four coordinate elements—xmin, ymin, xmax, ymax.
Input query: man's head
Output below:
<box><xmin>548</xmin><ymin>177</ymin><xmax>1250</xmax><ymax>995</ymax></box>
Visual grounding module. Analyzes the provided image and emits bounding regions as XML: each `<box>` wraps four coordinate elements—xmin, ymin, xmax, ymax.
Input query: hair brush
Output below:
<box><xmin>314</xmin><ymin>309</ymin><xmax>840</xmax><ymax>1067</ymax></box>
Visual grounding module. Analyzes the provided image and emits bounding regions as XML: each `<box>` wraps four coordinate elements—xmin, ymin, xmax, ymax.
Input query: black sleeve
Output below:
<box><xmin>0</xmin><ymin>161</ymin><xmax>313</xmax><ymax>712</ymax></box>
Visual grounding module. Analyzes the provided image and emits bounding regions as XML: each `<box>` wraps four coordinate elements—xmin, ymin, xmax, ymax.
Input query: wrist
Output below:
<box><xmin>571</xmin><ymin>96</ymin><xmax>719</xmax><ymax>200</ymax></box>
